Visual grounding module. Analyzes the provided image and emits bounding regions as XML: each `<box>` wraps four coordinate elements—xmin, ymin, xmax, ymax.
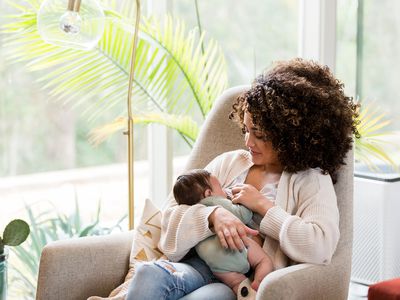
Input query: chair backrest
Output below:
<box><xmin>332</xmin><ymin>144</ymin><xmax>354</xmax><ymax>296</ymax></box>
<box><xmin>184</xmin><ymin>85</ymin><xmax>354</xmax><ymax>295</ymax></box>
<box><xmin>184</xmin><ymin>86</ymin><xmax>248</xmax><ymax>170</ymax></box>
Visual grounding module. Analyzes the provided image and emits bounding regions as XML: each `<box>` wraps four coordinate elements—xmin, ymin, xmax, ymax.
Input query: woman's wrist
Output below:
<box><xmin>258</xmin><ymin>198</ymin><xmax>274</xmax><ymax>216</ymax></box>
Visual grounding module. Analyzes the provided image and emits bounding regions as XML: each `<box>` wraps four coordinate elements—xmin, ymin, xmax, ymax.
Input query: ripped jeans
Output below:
<box><xmin>126</xmin><ymin>255</ymin><xmax>235</xmax><ymax>300</ymax></box>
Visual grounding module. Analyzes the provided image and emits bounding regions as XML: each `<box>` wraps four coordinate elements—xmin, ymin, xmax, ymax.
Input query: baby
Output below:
<box><xmin>173</xmin><ymin>169</ymin><xmax>273</xmax><ymax>294</ymax></box>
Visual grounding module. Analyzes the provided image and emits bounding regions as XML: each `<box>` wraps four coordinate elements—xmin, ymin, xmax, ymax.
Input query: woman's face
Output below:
<box><xmin>243</xmin><ymin>112</ymin><xmax>282</xmax><ymax>169</ymax></box>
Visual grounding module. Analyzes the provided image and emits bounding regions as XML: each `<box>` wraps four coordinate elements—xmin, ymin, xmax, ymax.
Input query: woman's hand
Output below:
<box><xmin>231</xmin><ymin>184</ymin><xmax>274</xmax><ymax>215</ymax></box>
<box><xmin>208</xmin><ymin>207</ymin><xmax>258</xmax><ymax>251</ymax></box>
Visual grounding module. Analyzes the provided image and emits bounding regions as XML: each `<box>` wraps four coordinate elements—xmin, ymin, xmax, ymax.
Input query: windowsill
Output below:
<box><xmin>0</xmin><ymin>156</ymin><xmax>188</xmax><ymax>229</ymax></box>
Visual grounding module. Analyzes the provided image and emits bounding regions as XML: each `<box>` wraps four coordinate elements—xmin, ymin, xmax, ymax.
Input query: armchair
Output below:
<box><xmin>36</xmin><ymin>86</ymin><xmax>354</xmax><ymax>300</ymax></box>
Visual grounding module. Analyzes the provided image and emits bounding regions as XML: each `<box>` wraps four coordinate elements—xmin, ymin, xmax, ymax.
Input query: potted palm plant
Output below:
<box><xmin>0</xmin><ymin>219</ymin><xmax>30</xmax><ymax>300</ymax></box>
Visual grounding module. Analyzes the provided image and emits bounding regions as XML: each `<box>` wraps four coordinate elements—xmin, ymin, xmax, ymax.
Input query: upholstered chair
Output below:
<box><xmin>36</xmin><ymin>86</ymin><xmax>354</xmax><ymax>300</ymax></box>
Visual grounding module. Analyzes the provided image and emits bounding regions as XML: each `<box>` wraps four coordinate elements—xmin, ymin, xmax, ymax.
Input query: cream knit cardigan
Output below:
<box><xmin>159</xmin><ymin>150</ymin><xmax>340</xmax><ymax>270</ymax></box>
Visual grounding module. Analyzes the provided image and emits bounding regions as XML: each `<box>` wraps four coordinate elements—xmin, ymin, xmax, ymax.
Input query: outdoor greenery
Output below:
<box><xmin>173</xmin><ymin>0</ymin><xmax>298</xmax><ymax>85</ymax></box>
<box><xmin>0</xmin><ymin>0</ymin><xmax>301</xmax><ymax>177</ymax></box>
<box><xmin>337</xmin><ymin>0</ymin><xmax>400</xmax><ymax>130</ymax></box>
<box><xmin>0</xmin><ymin>0</ymin><xmax>229</xmax><ymax>176</ymax></box>
<box><xmin>1</xmin><ymin>0</ymin><xmax>399</xmax><ymax>176</ymax></box>
<box><xmin>356</xmin><ymin>104</ymin><xmax>400</xmax><ymax>171</ymax></box>
<box><xmin>2</xmin><ymin>0</ymin><xmax>227</xmax><ymax>146</ymax></box>
<box><xmin>8</xmin><ymin>201</ymin><xmax>126</xmax><ymax>299</ymax></box>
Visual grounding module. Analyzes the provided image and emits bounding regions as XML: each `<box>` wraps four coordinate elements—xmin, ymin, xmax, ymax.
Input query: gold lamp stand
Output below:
<box><xmin>126</xmin><ymin>0</ymin><xmax>141</xmax><ymax>230</ymax></box>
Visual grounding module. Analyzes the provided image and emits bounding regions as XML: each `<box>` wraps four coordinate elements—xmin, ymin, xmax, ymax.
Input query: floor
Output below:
<box><xmin>348</xmin><ymin>281</ymin><xmax>369</xmax><ymax>299</ymax></box>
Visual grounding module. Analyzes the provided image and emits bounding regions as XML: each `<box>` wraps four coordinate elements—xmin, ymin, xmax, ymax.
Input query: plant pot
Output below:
<box><xmin>0</xmin><ymin>248</ymin><xmax>8</xmax><ymax>300</ymax></box>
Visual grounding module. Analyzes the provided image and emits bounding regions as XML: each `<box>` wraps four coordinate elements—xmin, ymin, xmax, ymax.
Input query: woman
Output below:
<box><xmin>126</xmin><ymin>58</ymin><xmax>359</xmax><ymax>300</ymax></box>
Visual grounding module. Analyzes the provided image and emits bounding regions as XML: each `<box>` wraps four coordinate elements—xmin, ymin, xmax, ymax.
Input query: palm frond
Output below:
<box><xmin>2</xmin><ymin>1</ymin><xmax>228</xmax><ymax>148</ymax></box>
<box><xmin>140</xmin><ymin>16</ymin><xmax>228</xmax><ymax>117</ymax></box>
<box><xmin>88</xmin><ymin>113</ymin><xmax>199</xmax><ymax>147</ymax></box>
<box><xmin>355</xmin><ymin>103</ymin><xmax>399</xmax><ymax>171</ymax></box>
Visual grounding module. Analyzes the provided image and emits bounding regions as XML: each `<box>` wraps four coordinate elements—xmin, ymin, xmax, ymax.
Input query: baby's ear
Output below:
<box><xmin>204</xmin><ymin>189</ymin><xmax>212</xmax><ymax>197</ymax></box>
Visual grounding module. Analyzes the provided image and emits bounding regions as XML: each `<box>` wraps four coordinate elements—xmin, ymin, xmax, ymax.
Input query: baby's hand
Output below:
<box><xmin>251</xmin><ymin>234</ymin><xmax>264</xmax><ymax>247</ymax></box>
<box><xmin>223</xmin><ymin>188</ymin><xmax>233</xmax><ymax>200</ymax></box>
<box><xmin>232</xmin><ymin>184</ymin><xmax>274</xmax><ymax>215</ymax></box>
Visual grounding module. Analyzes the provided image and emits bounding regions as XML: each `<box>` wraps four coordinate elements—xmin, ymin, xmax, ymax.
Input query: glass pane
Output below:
<box><xmin>338</xmin><ymin>0</ymin><xmax>400</xmax><ymax>130</ymax></box>
<box><xmin>171</xmin><ymin>0</ymin><xmax>299</xmax><ymax>158</ymax></box>
<box><xmin>337</xmin><ymin>0</ymin><xmax>400</xmax><ymax>170</ymax></box>
<box><xmin>0</xmin><ymin>2</ymin><xmax>149</xmax><ymax>297</ymax></box>
<box><xmin>358</xmin><ymin>0</ymin><xmax>400</xmax><ymax>130</ymax></box>
<box><xmin>336</xmin><ymin>0</ymin><xmax>357</xmax><ymax>98</ymax></box>
<box><xmin>172</xmin><ymin>1</ymin><xmax>298</xmax><ymax>86</ymax></box>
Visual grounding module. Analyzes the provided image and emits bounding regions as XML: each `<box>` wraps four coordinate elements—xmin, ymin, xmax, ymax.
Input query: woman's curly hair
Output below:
<box><xmin>230</xmin><ymin>58</ymin><xmax>360</xmax><ymax>182</ymax></box>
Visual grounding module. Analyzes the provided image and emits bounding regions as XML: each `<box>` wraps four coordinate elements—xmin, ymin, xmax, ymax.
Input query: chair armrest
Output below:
<box><xmin>36</xmin><ymin>231</ymin><xmax>133</xmax><ymax>300</ymax></box>
<box><xmin>256</xmin><ymin>261</ymin><xmax>350</xmax><ymax>300</ymax></box>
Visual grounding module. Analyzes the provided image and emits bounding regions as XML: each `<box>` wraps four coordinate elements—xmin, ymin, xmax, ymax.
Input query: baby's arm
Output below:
<box><xmin>213</xmin><ymin>271</ymin><xmax>247</xmax><ymax>294</ymax></box>
<box><xmin>245</xmin><ymin>237</ymin><xmax>274</xmax><ymax>291</ymax></box>
<box><xmin>251</xmin><ymin>234</ymin><xmax>264</xmax><ymax>247</ymax></box>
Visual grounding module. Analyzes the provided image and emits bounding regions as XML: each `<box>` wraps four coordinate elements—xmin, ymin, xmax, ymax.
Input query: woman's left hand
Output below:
<box><xmin>231</xmin><ymin>184</ymin><xmax>274</xmax><ymax>215</ymax></box>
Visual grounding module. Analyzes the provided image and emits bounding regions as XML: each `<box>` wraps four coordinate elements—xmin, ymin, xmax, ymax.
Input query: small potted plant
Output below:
<box><xmin>0</xmin><ymin>219</ymin><xmax>30</xmax><ymax>300</ymax></box>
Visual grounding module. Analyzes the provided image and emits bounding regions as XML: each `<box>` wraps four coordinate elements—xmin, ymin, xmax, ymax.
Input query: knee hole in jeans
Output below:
<box><xmin>154</xmin><ymin>260</ymin><xmax>179</xmax><ymax>275</ymax></box>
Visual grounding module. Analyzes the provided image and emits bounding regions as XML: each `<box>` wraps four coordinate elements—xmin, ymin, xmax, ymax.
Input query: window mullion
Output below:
<box><xmin>146</xmin><ymin>0</ymin><xmax>173</xmax><ymax>207</ymax></box>
<box><xmin>298</xmin><ymin>0</ymin><xmax>337</xmax><ymax>73</ymax></box>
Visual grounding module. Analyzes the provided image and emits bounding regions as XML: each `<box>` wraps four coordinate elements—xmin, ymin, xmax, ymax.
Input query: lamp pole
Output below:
<box><xmin>126</xmin><ymin>0</ymin><xmax>141</xmax><ymax>230</ymax></box>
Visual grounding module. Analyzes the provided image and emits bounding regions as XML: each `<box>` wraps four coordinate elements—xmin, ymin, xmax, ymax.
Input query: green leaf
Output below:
<box><xmin>88</xmin><ymin>113</ymin><xmax>199</xmax><ymax>147</ymax></box>
<box><xmin>79</xmin><ymin>223</ymin><xmax>99</xmax><ymax>237</ymax></box>
<box><xmin>3</xmin><ymin>219</ymin><xmax>30</xmax><ymax>247</ymax></box>
<box><xmin>9</xmin><ymin>199</ymin><xmax>127</xmax><ymax>298</ymax></box>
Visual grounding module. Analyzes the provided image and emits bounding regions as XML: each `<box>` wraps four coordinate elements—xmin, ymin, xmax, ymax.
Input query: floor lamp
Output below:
<box><xmin>37</xmin><ymin>0</ymin><xmax>141</xmax><ymax>229</ymax></box>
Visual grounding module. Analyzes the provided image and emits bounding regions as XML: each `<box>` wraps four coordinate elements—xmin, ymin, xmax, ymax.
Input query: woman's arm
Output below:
<box><xmin>159</xmin><ymin>199</ymin><xmax>217</xmax><ymax>262</ymax></box>
<box><xmin>159</xmin><ymin>150</ymin><xmax>257</xmax><ymax>259</ymax></box>
<box><xmin>208</xmin><ymin>206</ymin><xmax>258</xmax><ymax>250</ymax></box>
<box><xmin>158</xmin><ymin>153</ymin><xmax>231</xmax><ymax>261</ymax></box>
<box><xmin>159</xmin><ymin>195</ymin><xmax>258</xmax><ymax>260</ymax></box>
<box><xmin>261</xmin><ymin>171</ymin><xmax>340</xmax><ymax>265</ymax></box>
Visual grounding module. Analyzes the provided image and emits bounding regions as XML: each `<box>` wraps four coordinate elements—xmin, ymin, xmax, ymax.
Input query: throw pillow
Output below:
<box><xmin>87</xmin><ymin>198</ymin><xmax>164</xmax><ymax>300</ymax></box>
<box><xmin>129</xmin><ymin>197</ymin><xmax>164</xmax><ymax>265</ymax></box>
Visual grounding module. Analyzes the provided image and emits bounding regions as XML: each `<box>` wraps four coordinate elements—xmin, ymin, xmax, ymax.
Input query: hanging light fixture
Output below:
<box><xmin>37</xmin><ymin>0</ymin><xmax>141</xmax><ymax>229</ymax></box>
<box><xmin>37</xmin><ymin>0</ymin><xmax>105</xmax><ymax>50</ymax></box>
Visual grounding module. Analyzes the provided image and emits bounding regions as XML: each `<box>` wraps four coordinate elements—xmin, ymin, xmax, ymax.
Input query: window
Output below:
<box><xmin>171</xmin><ymin>0</ymin><xmax>299</xmax><ymax>85</ymax></box>
<box><xmin>337</xmin><ymin>0</ymin><xmax>400</xmax><ymax>130</ymax></box>
<box><xmin>169</xmin><ymin>0</ymin><xmax>299</xmax><ymax>180</ymax></box>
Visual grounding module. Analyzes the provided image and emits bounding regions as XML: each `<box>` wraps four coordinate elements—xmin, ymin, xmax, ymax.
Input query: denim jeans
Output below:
<box><xmin>126</xmin><ymin>255</ymin><xmax>235</xmax><ymax>300</ymax></box>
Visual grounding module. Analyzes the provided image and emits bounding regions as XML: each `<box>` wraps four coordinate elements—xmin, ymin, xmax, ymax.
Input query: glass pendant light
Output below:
<box><xmin>37</xmin><ymin>0</ymin><xmax>105</xmax><ymax>50</ymax></box>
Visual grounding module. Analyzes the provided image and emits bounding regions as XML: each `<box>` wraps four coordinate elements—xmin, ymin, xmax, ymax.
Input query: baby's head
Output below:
<box><xmin>173</xmin><ymin>169</ymin><xmax>226</xmax><ymax>205</ymax></box>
